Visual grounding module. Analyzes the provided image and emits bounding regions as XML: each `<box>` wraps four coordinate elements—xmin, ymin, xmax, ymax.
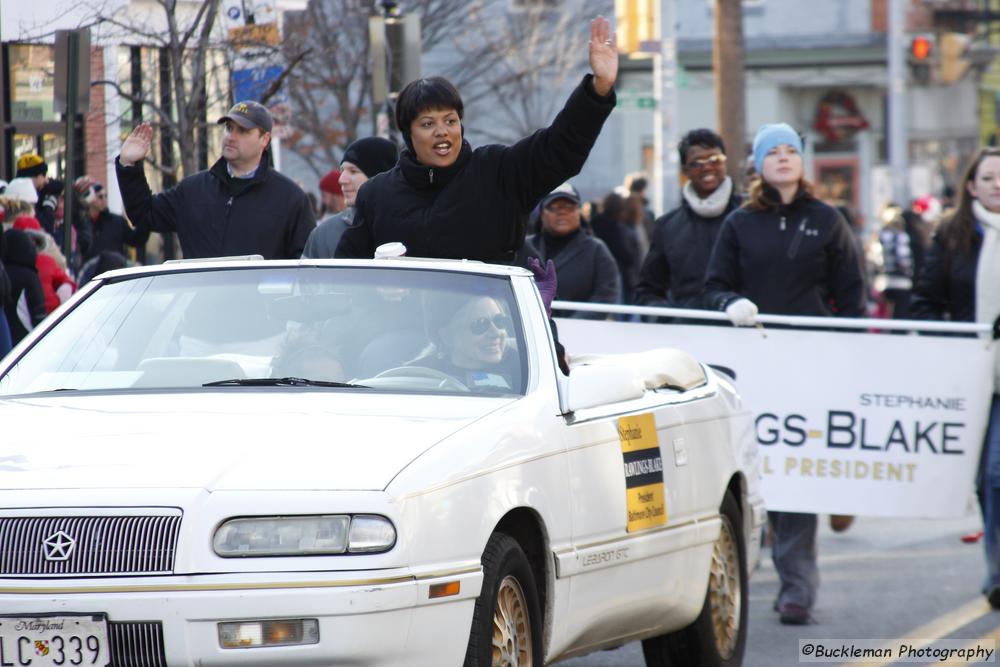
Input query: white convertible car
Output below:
<box><xmin>0</xmin><ymin>258</ymin><xmax>764</xmax><ymax>667</ymax></box>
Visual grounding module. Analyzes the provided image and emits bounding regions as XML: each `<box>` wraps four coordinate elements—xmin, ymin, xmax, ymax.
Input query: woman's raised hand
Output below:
<box><xmin>589</xmin><ymin>15</ymin><xmax>618</xmax><ymax>97</ymax></box>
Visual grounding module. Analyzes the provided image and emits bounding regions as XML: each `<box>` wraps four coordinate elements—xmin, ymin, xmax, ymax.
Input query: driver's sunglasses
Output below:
<box><xmin>685</xmin><ymin>154</ymin><xmax>727</xmax><ymax>171</ymax></box>
<box><xmin>468</xmin><ymin>314</ymin><xmax>510</xmax><ymax>335</ymax></box>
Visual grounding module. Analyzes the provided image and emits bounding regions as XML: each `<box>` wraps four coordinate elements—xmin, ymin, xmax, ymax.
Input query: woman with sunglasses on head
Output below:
<box><xmin>703</xmin><ymin>123</ymin><xmax>866</xmax><ymax>627</ymax></box>
<box><xmin>74</xmin><ymin>176</ymin><xmax>146</xmax><ymax>265</ymax></box>
<box><xmin>911</xmin><ymin>148</ymin><xmax>1000</xmax><ymax>608</ymax></box>
<box><xmin>335</xmin><ymin>16</ymin><xmax>617</xmax><ymax>265</ymax></box>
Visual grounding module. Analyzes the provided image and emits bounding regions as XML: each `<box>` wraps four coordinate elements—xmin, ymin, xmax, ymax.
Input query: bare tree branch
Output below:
<box><xmin>281</xmin><ymin>0</ymin><xmax>473</xmax><ymax>178</ymax></box>
<box><xmin>260</xmin><ymin>49</ymin><xmax>311</xmax><ymax>105</ymax></box>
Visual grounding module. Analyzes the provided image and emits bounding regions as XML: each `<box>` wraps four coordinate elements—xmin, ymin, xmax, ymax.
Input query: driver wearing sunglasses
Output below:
<box><xmin>411</xmin><ymin>294</ymin><xmax>517</xmax><ymax>391</ymax></box>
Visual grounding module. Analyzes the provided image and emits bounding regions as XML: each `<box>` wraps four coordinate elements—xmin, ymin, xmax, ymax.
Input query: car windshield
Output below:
<box><xmin>0</xmin><ymin>266</ymin><xmax>528</xmax><ymax>397</ymax></box>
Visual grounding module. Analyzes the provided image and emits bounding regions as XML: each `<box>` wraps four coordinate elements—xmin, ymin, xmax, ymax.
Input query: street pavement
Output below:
<box><xmin>557</xmin><ymin>509</ymin><xmax>1000</xmax><ymax>666</ymax></box>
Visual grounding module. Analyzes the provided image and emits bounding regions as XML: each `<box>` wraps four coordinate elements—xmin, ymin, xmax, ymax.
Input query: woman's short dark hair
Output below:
<box><xmin>395</xmin><ymin>77</ymin><xmax>464</xmax><ymax>132</ymax></box>
<box><xmin>678</xmin><ymin>128</ymin><xmax>726</xmax><ymax>165</ymax></box>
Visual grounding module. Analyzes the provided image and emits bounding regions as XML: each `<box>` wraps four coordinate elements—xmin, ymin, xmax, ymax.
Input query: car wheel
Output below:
<box><xmin>464</xmin><ymin>532</ymin><xmax>543</xmax><ymax>667</ymax></box>
<box><xmin>642</xmin><ymin>490</ymin><xmax>747</xmax><ymax>667</ymax></box>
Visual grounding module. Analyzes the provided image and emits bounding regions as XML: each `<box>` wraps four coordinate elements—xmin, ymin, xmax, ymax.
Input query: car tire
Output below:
<box><xmin>464</xmin><ymin>532</ymin><xmax>543</xmax><ymax>667</ymax></box>
<box><xmin>642</xmin><ymin>490</ymin><xmax>748</xmax><ymax>667</ymax></box>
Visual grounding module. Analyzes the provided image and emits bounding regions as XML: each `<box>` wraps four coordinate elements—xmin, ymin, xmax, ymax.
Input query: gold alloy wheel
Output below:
<box><xmin>492</xmin><ymin>575</ymin><xmax>533</xmax><ymax>667</ymax></box>
<box><xmin>708</xmin><ymin>516</ymin><xmax>742</xmax><ymax>660</ymax></box>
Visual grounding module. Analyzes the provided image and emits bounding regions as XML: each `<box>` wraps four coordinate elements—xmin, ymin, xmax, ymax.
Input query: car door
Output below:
<box><xmin>552</xmin><ymin>393</ymin><xmax>718</xmax><ymax>654</ymax></box>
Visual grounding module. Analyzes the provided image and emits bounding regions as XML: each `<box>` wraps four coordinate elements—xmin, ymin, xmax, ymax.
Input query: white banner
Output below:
<box><xmin>556</xmin><ymin>316</ymin><xmax>994</xmax><ymax>518</ymax></box>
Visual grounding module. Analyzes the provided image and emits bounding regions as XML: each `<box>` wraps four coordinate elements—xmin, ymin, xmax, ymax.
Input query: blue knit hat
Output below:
<box><xmin>752</xmin><ymin>123</ymin><xmax>802</xmax><ymax>174</ymax></box>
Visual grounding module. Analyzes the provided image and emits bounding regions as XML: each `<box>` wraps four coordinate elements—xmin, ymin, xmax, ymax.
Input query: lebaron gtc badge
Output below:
<box><xmin>42</xmin><ymin>530</ymin><xmax>75</xmax><ymax>561</ymax></box>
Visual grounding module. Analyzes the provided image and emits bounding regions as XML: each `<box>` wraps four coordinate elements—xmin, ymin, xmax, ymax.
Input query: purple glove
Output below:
<box><xmin>528</xmin><ymin>257</ymin><xmax>557</xmax><ymax>317</ymax></box>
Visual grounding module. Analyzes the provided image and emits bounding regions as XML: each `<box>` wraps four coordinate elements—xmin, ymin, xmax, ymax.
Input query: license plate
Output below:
<box><xmin>0</xmin><ymin>615</ymin><xmax>110</xmax><ymax>667</ymax></box>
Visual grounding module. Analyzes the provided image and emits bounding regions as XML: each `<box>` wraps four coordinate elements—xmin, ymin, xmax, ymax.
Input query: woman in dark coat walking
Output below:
<box><xmin>911</xmin><ymin>147</ymin><xmax>1000</xmax><ymax>608</ymax></box>
<box><xmin>703</xmin><ymin>123</ymin><xmax>866</xmax><ymax>627</ymax></box>
<box><xmin>335</xmin><ymin>16</ymin><xmax>618</xmax><ymax>264</ymax></box>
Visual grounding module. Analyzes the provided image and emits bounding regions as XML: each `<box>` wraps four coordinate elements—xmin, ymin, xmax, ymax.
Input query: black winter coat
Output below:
<box><xmin>2</xmin><ymin>229</ymin><xmax>47</xmax><ymax>344</ymax></box>
<box><xmin>703</xmin><ymin>192</ymin><xmax>866</xmax><ymax>317</ymax></box>
<box><xmin>529</xmin><ymin>229</ymin><xmax>621</xmax><ymax>319</ymax></box>
<box><xmin>910</xmin><ymin>229</ymin><xmax>979</xmax><ymax>322</ymax></box>
<box><xmin>336</xmin><ymin>75</ymin><xmax>616</xmax><ymax>263</ymax></box>
<box><xmin>116</xmin><ymin>151</ymin><xmax>315</xmax><ymax>259</ymax></box>
<box><xmin>636</xmin><ymin>193</ymin><xmax>742</xmax><ymax>309</ymax></box>
<box><xmin>83</xmin><ymin>209</ymin><xmax>151</xmax><ymax>263</ymax></box>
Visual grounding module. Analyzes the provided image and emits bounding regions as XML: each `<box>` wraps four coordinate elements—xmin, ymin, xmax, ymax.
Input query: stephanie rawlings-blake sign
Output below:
<box><xmin>557</xmin><ymin>317</ymin><xmax>993</xmax><ymax>518</ymax></box>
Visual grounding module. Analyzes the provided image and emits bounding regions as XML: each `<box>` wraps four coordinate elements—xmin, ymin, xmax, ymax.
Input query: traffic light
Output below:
<box><xmin>911</xmin><ymin>35</ymin><xmax>933</xmax><ymax>61</ymax></box>
<box><xmin>939</xmin><ymin>32</ymin><xmax>971</xmax><ymax>84</ymax></box>
<box><xmin>615</xmin><ymin>0</ymin><xmax>656</xmax><ymax>54</ymax></box>
<box><xmin>909</xmin><ymin>34</ymin><xmax>935</xmax><ymax>85</ymax></box>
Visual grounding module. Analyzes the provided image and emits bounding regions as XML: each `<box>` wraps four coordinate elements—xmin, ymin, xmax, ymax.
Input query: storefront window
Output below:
<box><xmin>9</xmin><ymin>44</ymin><xmax>56</xmax><ymax>122</ymax></box>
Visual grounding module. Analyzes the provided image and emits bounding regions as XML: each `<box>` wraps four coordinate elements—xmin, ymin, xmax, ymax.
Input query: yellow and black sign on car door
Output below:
<box><xmin>618</xmin><ymin>413</ymin><xmax>668</xmax><ymax>532</ymax></box>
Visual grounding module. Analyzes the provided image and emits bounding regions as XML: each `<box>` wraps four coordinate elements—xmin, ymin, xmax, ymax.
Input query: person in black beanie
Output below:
<box><xmin>335</xmin><ymin>15</ymin><xmax>618</xmax><ymax>264</ymax></box>
<box><xmin>302</xmin><ymin>137</ymin><xmax>398</xmax><ymax>258</ymax></box>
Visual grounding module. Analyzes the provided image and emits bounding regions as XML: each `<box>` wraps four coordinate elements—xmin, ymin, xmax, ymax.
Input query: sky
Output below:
<box><xmin>3</xmin><ymin>0</ymin><xmax>96</xmax><ymax>43</ymax></box>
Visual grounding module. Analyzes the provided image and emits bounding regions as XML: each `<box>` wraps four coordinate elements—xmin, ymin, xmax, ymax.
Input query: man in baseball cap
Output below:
<box><xmin>303</xmin><ymin>137</ymin><xmax>399</xmax><ymax>258</ymax></box>
<box><xmin>217</xmin><ymin>100</ymin><xmax>273</xmax><ymax>133</ymax></box>
<box><xmin>114</xmin><ymin>99</ymin><xmax>314</xmax><ymax>259</ymax></box>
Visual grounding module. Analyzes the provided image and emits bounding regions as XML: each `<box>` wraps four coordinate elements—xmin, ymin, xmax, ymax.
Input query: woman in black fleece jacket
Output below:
<box><xmin>703</xmin><ymin>126</ymin><xmax>865</xmax><ymax>321</ymax></box>
<box><xmin>703</xmin><ymin>123</ymin><xmax>865</xmax><ymax>629</ymax></box>
<box><xmin>335</xmin><ymin>16</ymin><xmax>618</xmax><ymax>264</ymax></box>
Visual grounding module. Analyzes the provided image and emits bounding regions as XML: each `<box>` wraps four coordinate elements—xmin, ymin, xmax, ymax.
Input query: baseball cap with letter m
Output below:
<box><xmin>218</xmin><ymin>101</ymin><xmax>273</xmax><ymax>133</ymax></box>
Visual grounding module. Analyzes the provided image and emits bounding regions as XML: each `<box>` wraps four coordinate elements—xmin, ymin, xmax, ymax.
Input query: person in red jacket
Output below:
<box><xmin>12</xmin><ymin>216</ymin><xmax>76</xmax><ymax>313</ymax></box>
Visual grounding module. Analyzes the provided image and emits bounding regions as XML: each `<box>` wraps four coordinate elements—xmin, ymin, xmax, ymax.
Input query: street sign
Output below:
<box><xmin>222</xmin><ymin>0</ymin><xmax>278</xmax><ymax>30</ymax></box>
<box><xmin>233</xmin><ymin>65</ymin><xmax>285</xmax><ymax>104</ymax></box>
<box><xmin>616</xmin><ymin>91</ymin><xmax>656</xmax><ymax>110</ymax></box>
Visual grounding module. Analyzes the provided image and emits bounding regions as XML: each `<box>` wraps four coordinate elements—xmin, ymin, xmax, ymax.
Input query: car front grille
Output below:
<box><xmin>0</xmin><ymin>514</ymin><xmax>182</xmax><ymax>576</ymax></box>
<box><xmin>108</xmin><ymin>621</ymin><xmax>167</xmax><ymax>667</ymax></box>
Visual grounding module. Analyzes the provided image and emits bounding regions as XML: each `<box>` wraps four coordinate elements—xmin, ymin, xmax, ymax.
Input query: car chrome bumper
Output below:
<box><xmin>0</xmin><ymin>567</ymin><xmax>483</xmax><ymax>666</ymax></box>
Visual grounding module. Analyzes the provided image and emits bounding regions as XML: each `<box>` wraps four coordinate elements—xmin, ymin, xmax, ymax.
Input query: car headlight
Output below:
<box><xmin>213</xmin><ymin>515</ymin><xmax>395</xmax><ymax>557</ymax></box>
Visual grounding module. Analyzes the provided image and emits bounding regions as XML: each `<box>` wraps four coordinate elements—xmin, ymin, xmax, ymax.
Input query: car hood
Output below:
<box><xmin>1</xmin><ymin>392</ymin><xmax>512</xmax><ymax>491</ymax></box>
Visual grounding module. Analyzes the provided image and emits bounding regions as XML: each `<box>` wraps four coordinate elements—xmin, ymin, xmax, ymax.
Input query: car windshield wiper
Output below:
<box><xmin>203</xmin><ymin>377</ymin><xmax>370</xmax><ymax>389</ymax></box>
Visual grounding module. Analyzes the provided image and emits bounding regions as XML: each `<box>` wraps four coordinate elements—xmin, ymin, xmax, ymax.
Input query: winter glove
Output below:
<box><xmin>725</xmin><ymin>298</ymin><xmax>759</xmax><ymax>327</ymax></box>
<box><xmin>528</xmin><ymin>257</ymin><xmax>557</xmax><ymax>317</ymax></box>
<box><xmin>41</xmin><ymin>179</ymin><xmax>64</xmax><ymax>211</ymax></box>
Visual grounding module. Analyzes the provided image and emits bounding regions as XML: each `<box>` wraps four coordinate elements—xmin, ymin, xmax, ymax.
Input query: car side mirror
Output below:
<box><xmin>564</xmin><ymin>364</ymin><xmax>645</xmax><ymax>412</ymax></box>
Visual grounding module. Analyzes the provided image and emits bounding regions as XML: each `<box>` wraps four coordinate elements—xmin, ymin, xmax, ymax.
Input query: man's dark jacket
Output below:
<box><xmin>336</xmin><ymin>75</ymin><xmax>615</xmax><ymax>263</ymax></box>
<box><xmin>82</xmin><ymin>209</ymin><xmax>151</xmax><ymax>263</ymax></box>
<box><xmin>115</xmin><ymin>151</ymin><xmax>315</xmax><ymax>259</ymax></box>
<box><xmin>703</xmin><ymin>193</ymin><xmax>865</xmax><ymax>317</ymax></box>
<box><xmin>635</xmin><ymin>192</ymin><xmax>742</xmax><ymax>309</ymax></box>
